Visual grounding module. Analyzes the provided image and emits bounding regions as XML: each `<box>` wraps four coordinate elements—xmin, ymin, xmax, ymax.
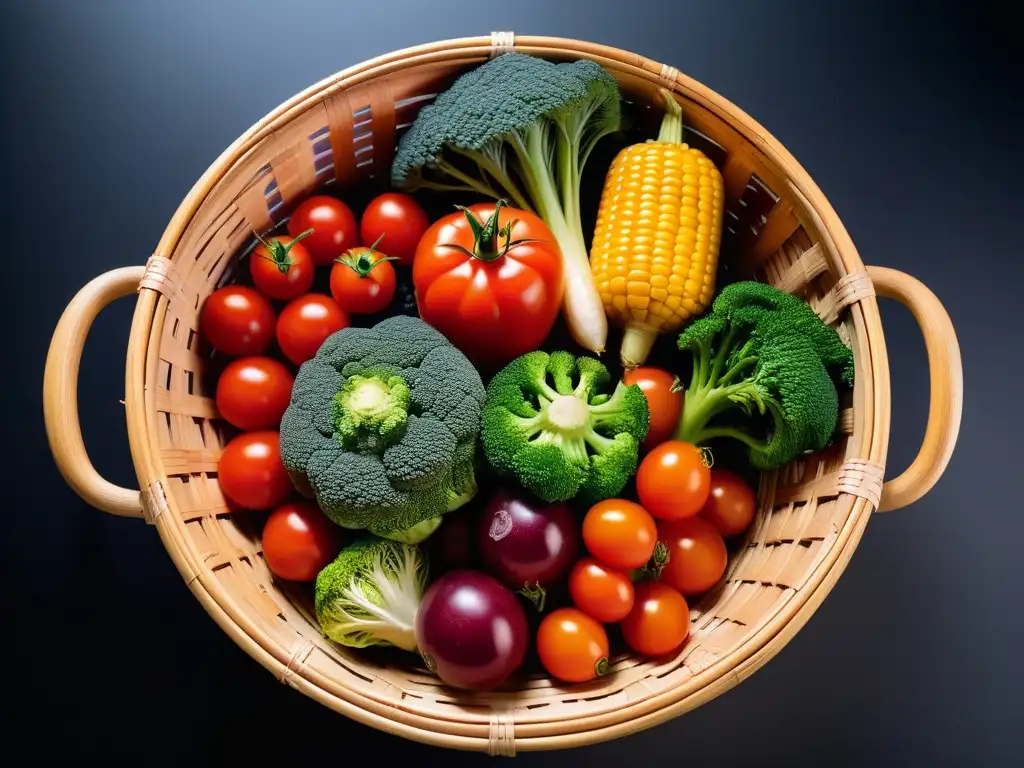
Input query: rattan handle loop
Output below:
<box><xmin>867</xmin><ymin>266</ymin><xmax>963</xmax><ymax>512</ymax></box>
<box><xmin>43</xmin><ymin>267</ymin><xmax>146</xmax><ymax>518</ymax></box>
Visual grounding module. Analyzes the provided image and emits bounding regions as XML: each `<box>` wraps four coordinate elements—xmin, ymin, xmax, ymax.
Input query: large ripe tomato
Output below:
<box><xmin>536</xmin><ymin>607</ymin><xmax>610</xmax><ymax>683</ymax></box>
<box><xmin>262</xmin><ymin>500</ymin><xmax>343</xmax><ymax>582</ymax></box>
<box><xmin>330</xmin><ymin>237</ymin><xmax>398</xmax><ymax>315</ymax></box>
<box><xmin>657</xmin><ymin>516</ymin><xmax>728</xmax><ymax>596</ymax></box>
<box><xmin>249</xmin><ymin>231</ymin><xmax>315</xmax><ymax>301</ymax></box>
<box><xmin>215</xmin><ymin>356</ymin><xmax>294</xmax><ymax>431</ymax></box>
<box><xmin>700</xmin><ymin>468</ymin><xmax>756</xmax><ymax>537</ymax></box>
<box><xmin>360</xmin><ymin>192</ymin><xmax>430</xmax><ymax>265</ymax></box>
<box><xmin>200</xmin><ymin>285</ymin><xmax>276</xmax><ymax>357</ymax></box>
<box><xmin>569</xmin><ymin>557</ymin><xmax>634</xmax><ymax>623</ymax></box>
<box><xmin>218</xmin><ymin>430</ymin><xmax>293</xmax><ymax>511</ymax></box>
<box><xmin>620</xmin><ymin>580</ymin><xmax>690</xmax><ymax>658</ymax></box>
<box><xmin>582</xmin><ymin>498</ymin><xmax>657</xmax><ymax>571</ymax></box>
<box><xmin>413</xmin><ymin>201</ymin><xmax>564</xmax><ymax>370</ymax></box>
<box><xmin>636</xmin><ymin>440</ymin><xmax>711</xmax><ymax>520</ymax></box>
<box><xmin>288</xmin><ymin>195</ymin><xmax>360</xmax><ymax>266</ymax></box>
<box><xmin>622</xmin><ymin>367</ymin><xmax>683</xmax><ymax>450</ymax></box>
<box><xmin>276</xmin><ymin>293</ymin><xmax>349</xmax><ymax>365</ymax></box>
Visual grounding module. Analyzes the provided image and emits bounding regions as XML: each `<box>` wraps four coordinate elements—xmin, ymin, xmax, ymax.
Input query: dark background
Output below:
<box><xmin>5</xmin><ymin>0</ymin><xmax>1020</xmax><ymax>764</ymax></box>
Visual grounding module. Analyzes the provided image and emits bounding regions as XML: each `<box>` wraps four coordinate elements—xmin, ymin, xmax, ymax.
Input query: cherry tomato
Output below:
<box><xmin>657</xmin><ymin>516</ymin><xmax>728</xmax><ymax>596</ymax></box>
<box><xmin>329</xmin><ymin>237</ymin><xmax>398</xmax><ymax>314</ymax></box>
<box><xmin>288</xmin><ymin>195</ymin><xmax>359</xmax><ymax>266</ymax></box>
<box><xmin>262</xmin><ymin>500</ymin><xmax>343</xmax><ymax>582</ymax></box>
<box><xmin>249</xmin><ymin>231</ymin><xmax>315</xmax><ymax>301</ymax></box>
<box><xmin>218</xmin><ymin>430</ymin><xmax>293</xmax><ymax>511</ymax></box>
<box><xmin>569</xmin><ymin>557</ymin><xmax>635</xmax><ymax>623</ymax></box>
<box><xmin>582</xmin><ymin>499</ymin><xmax>657</xmax><ymax>571</ymax></box>
<box><xmin>536</xmin><ymin>607</ymin><xmax>610</xmax><ymax>683</ymax></box>
<box><xmin>413</xmin><ymin>201</ymin><xmax>564</xmax><ymax>370</ymax></box>
<box><xmin>215</xmin><ymin>356</ymin><xmax>294</xmax><ymax>431</ymax></box>
<box><xmin>276</xmin><ymin>293</ymin><xmax>349</xmax><ymax>365</ymax></box>
<box><xmin>200</xmin><ymin>285</ymin><xmax>276</xmax><ymax>357</ymax></box>
<box><xmin>360</xmin><ymin>192</ymin><xmax>430</xmax><ymax>265</ymax></box>
<box><xmin>700</xmin><ymin>468</ymin><xmax>756</xmax><ymax>537</ymax></box>
<box><xmin>620</xmin><ymin>580</ymin><xmax>690</xmax><ymax>658</ymax></box>
<box><xmin>636</xmin><ymin>440</ymin><xmax>711</xmax><ymax>520</ymax></box>
<box><xmin>622</xmin><ymin>367</ymin><xmax>683</xmax><ymax>450</ymax></box>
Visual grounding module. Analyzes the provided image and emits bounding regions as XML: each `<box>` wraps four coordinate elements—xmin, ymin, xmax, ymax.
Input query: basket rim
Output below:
<box><xmin>123</xmin><ymin>33</ymin><xmax>892</xmax><ymax>753</ymax></box>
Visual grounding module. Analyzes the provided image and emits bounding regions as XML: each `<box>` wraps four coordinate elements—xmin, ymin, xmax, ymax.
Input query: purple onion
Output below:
<box><xmin>476</xmin><ymin>486</ymin><xmax>580</xmax><ymax>609</ymax></box>
<box><xmin>414</xmin><ymin>570</ymin><xmax>528</xmax><ymax>691</ymax></box>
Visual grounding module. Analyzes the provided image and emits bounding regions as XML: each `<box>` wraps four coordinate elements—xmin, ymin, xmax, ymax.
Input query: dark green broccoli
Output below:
<box><xmin>314</xmin><ymin>536</ymin><xmax>428</xmax><ymax>651</ymax></box>
<box><xmin>279</xmin><ymin>315</ymin><xmax>486</xmax><ymax>544</ymax></box>
<box><xmin>674</xmin><ymin>281</ymin><xmax>855</xmax><ymax>470</ymax></box>
<box><xmin>481</xmin><ymin>350</ymin><xmax>649</xmax><ymax>503</ymax></box>
<box><xmin>390</xmin><ymin>52</ymin><xmax>622</xmax><ymax>355</ymax></box>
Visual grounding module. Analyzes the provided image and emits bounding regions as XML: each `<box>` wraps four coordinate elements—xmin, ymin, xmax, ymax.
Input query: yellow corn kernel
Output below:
<box><xmin>589</xmin><ymin>90</ymin><xmax>724</xmax><ymax>368</ymax></box>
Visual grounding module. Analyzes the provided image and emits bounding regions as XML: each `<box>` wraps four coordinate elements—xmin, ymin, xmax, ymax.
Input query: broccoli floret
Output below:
<box><xmin>314</xmin><ymin>536</ymin><xmax>428</xmax><ymax>652</ymax></box>
<box><xmin>481</xmin><ymin>350</ymin><xmax>649</xmax><ymax>503</ymax></box>
<box><xmin>674</xmin><ymin>281</ymin><xmax>855</xmax><ymax>470</ymax></box>
<box><xmin>279</xmin><ymin>315</ymin><xmax>485</xmax><ymax>544</ymax></box>
<box><xmin>391</xmin><ymin>52</ymin><xmax>622</xmax><ymax>354</ymax></box>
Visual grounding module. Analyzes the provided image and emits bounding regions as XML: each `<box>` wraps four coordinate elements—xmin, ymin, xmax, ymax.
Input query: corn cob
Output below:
<box><xmin>590</xmin><ymin>90</ymin><xmax>724</xmax><ymax>368</ymax></box>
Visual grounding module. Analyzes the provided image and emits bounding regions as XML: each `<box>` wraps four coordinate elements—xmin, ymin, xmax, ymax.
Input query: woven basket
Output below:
<box><xmin>43</xmin><ymin>34</ymin><xmax>963</xmax><ymax>755</ymax></box>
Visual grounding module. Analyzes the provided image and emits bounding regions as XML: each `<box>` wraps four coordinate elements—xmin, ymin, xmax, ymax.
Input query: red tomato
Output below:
<box><xmin>288</xmin><ymin>195</ymin><xmax>360</xmax><ymax>266</ymax></box>
<box><xmin>218</xmin><ymin>430</ymin><xmax>293</xmax><ymax>511</ymax></box>
<box><xmin>700</xmin><ymin>468</ymin><xmax>756</xmax><ymax>537</ymax></box>
<box><xmin>569</xmin><ymin>557</ymin><xmax>635</xmax><ymax>623</ymax></box>
<box><xmin>215</xmin><ymin>356</ymin><xmax>294</xmax><ymax>431</ymax></box>
<box><xmin>262</xmin><ymin>500</ymin><xmax>343</xmax><ymax>582</ymax></box>
<box><xmin>413</xmin><ymin>201</ymin><xmax>564</xmax><ymax>370</ymax></box>
<box><xmin>622</xmin><ymin>367</ymin><xmax>683</xmax><ymax>449</ymax></box>
<box><xmin>582</xmin><ymin>499</ymin><xmax>657</xmax><ymax>571</ymax></box>
<box><xmin>200</xmin><ymin>285</ymin><xmax>276</xmax><ymax>357</ymax></box>
<box><xmin>330</xmin><ymin>237</ymin><xmax>398</xmax><ymax>314</ymax></box>
<box><xmin>636</xmin><ymin>440</ymin><xmax>711</xmax><ymax>520</ymax></box>
<box><xmin>249</xmin><ymin>231</ymin><xmax>315</xmax><ymax>301</ymax></box>
<box><xmin>536</xmin><ymin>607</ymin><xmax>610</xmax><ymax>683</ymax></box>
<box><xmin>657</xmin><ymin>517</ymin><xmax>728</xmax><ymax>596</ymax></box>
<box><xmin>620</xmin><ymin>580</ymin><xmax>690</xmax><ymax>658</ymax></box>
<box><xmin>276</xmin><ymin>293</ymin><xmax>349</xmax><ymax>365</ymax></box>
<box><xmin>360</xmin><ymin>192</ymin><xmax>430</xmax><ymax>265</ymax></box>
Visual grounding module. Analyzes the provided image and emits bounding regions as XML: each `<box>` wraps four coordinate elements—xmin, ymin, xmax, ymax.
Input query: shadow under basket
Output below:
<box><xmin>43</xmin><ymin>33</ymin><xmax>963</xmax><ymax>756</ymax></box>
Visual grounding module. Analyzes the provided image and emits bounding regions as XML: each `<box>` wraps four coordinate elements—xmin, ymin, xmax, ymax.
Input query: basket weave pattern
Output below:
<box><xmin>127</xmin><ymin>35</ymin><xmax>895</xmax><ymax>755</ymax></box>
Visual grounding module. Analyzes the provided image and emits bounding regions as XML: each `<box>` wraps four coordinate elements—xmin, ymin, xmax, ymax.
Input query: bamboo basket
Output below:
<box><xmin>43</xmin><ymin>34</ymin><xmax>963</xmax><ymax>756</ymax></box>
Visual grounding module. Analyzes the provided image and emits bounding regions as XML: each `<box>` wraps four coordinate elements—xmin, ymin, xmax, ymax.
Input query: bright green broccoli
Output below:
<box><xmin>314</xmin><ymin>536</ymin><xmax>428</xmax><ymax>651</ymax></box>
<box><xmin>390</xmin><ymin>52</ymin><xmax>622</xmax><ymax>354</ymax></box>
<box><xmin>481</xmin><ymin>350</ymin><xmax>649</xmax><ymax>503</ymax></box>
<box><xmin>278</xmin><ymin>315</ymin><xmax>486</xmax><ymax>544</ymax></box>
<box><xmin>674</xmin><ymin>281</ymin><xmax>855</xmax><ymax>470</ymax></box>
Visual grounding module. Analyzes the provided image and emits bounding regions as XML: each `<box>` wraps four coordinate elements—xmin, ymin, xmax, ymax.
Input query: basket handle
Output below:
<box><xmin>867</xmin><ymin>266</ymin><xmax>963</xmax><ymax>512</ymax></box>
<box><xmin>43</xmin><ymin>267</ymin><xmax>146</xmax><ymax>518</ymax></box>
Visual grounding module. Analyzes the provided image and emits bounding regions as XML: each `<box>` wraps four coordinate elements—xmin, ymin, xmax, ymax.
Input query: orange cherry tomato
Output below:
<box><xmin>636</xmin><ymin>440</ymin><xmax>711</xmax><ymax>520</ymax></box>
<box><xmin>620</xmin><ymin>580</ymin><xmax>690</xmax><ymax>658</ymax></box>
<box><xmin>569</xmin><ymin>557</ymin><xmax>635</xmax><ymax>623</ymax></box>
<box><xmin>658</xmin><ymin>516</ymin><xmax>728</xmax><ymax>597</ymax></box>
<box><xmin>249</xmin><ymin>231</ymin><xmax>316</xmax><ymax>301</ymax></box>
<box><xmin>215</xmin><ymin>356</ymin><xmax>294</xmax><ymax>431</ymax></box>
<box><xmin>582</xmin><ymin>499</ymin><xmax>658</xmax><ymax>571</ymax></box>
<box><xmin>700</xmin><ymin>468</ymin><xmax>756</xmax><ymax>537</ymax></box>
<box><xmin>329</xmin><ymin>236</ymin><xmax>398</xmax><ymax>315</ymax></box>
<box><xmin>622</xmin><ymin>367</ymin><xmax>683</xmax><ymax>450</ymax></box>
<box><xmin>536</xmin><ymin>607</ymin><xmax>610</xmax><ymax>683</ymax></box>
<box><xmin>262</xmin><ymin>500</ymin><xmax>343</xmax><ymax>582</ymax></box>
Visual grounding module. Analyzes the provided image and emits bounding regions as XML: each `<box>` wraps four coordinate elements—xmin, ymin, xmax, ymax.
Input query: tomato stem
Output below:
<box><xmin>517</xmin><ymin>582</ymin><xmax>547</xmax><ymax>613</ymax></box>
<box><xmin>252</xmin><ymin>227</ymin><xmax>313</xmax><ymax>274</ymax></box>
<box><xmin>595</xmin><ymin>656</ymin><xmax>610</xmax><ymax>677</ymax></box>
<box><xmin>444</xmin><ymin>200</ymin><xmax>545</xmax><ymax>263</ymax></box>
<box><xmin>335</xmin><ymin>233</ymin><xmax>400</xmax><ymax>277</ymax></box>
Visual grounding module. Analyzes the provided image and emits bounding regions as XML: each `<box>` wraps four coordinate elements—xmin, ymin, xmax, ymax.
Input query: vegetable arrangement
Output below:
<box><xmin>200</xmin><ymin>52</ymin><xmax>854</xmax><ymax>693</ymax></box>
